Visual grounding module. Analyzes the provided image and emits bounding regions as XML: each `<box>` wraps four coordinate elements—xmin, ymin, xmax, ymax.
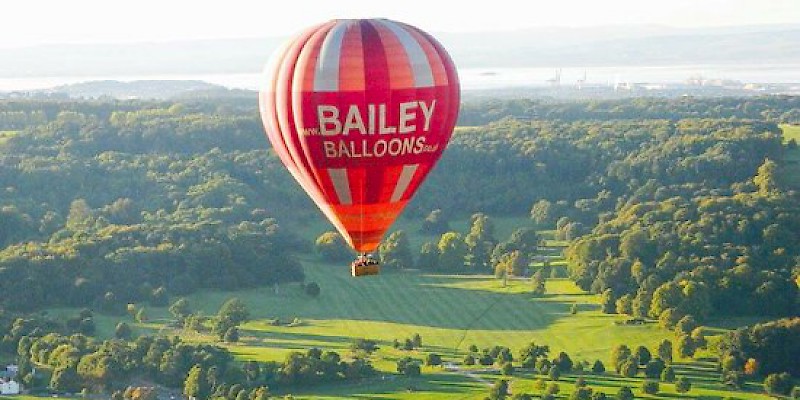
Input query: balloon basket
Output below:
<box><xmin>351</xmin><ymin>255</ymin><xmax>380</xmax><ymax>277</ymax></box>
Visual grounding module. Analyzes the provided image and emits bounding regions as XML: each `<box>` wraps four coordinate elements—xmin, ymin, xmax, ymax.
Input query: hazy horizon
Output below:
<box><xmin>2</xmin><ymin>0</ymin><xmax>799</xmax><ymax>49</ymax></box>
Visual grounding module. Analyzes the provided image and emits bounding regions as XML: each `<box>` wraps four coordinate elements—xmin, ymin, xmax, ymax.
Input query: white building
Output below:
<box><xmin>0</xmin><ymin>380</ymin><xmax>20</xmax><ymax>395</ymax></box>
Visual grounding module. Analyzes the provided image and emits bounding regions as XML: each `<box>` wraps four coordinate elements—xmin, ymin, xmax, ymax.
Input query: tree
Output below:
<box><xmin>464</xmin><ymin>213</ymin><xmax>496</xmax><ymax>270</ymax></box>
<box><xmin>616</xmin><ymin>386</ymin><xmax>634</xmax><ymax>400</ymax></box>
<box><xmin>660</xmin><ymin>366</ymin><xmax>676</xmax><ymax>382</ymax></box>
<box><xmin>437</xmin><ymin>232</ymin><xmax>467</xmax><ymax>270</ymax></box>
<box><xmin>425</xmin><ymin>353</ymin><xmax>442</xmax><ymax>367</ymax></box>
<box><xmin>531</xmin><ymin>268</ymin><xmax>547</xmax><ymax>296</ymax></box>
<box><xmin>549</xmin><ymin>365</ymin><xmax>561</xmax><ymax>381</ymax></box>
<box><xmin>554</xmin><ymin>352</ymin><xmax>573</xmax><ymax>372</ymax></box>
<box><xmin>634</xmin><ymin>346</ymin><xmax>651</xmax><ymax>365</ymax></box>
<box><xmin>591</xmin><ymin>392</ymin><xmax>607</xmax><ymax>400</ymax></box>
<box><xmin>611</xmin><ymin>345</ymin><xmax>631</xmax><ymax>372</ymax></box>
<box><xmin>675</xmin><ymin>376</ymin><xmax>691</xmax><ymax>393</ymax></box>
<box><xmin>501</xmin><ymin>361</ymin><xmax>515</xmax><ymax>376</ymax></box>
<box><xmin>592</xmin><ymin>360</ymin><xmax>605</xmax><ymax>374</ymax></box>
<box><xmin>184</xmin><ymin>365</ymin><xmax>209</xmax><ymax>400</ymax></box>
<box><xmin>416</xmin><ymin>241</ymin><xmax>439</xmax><ymax>270</ymax></box>
<box><xmin>397</xmin><ymin>357</ymin><xmax>421</xmax><ymax>377</ymax></box>
<box><xmin>676</xmin><ymin>335</ymin><xmax>695</xmax><ymax>358</ymax></box>
<box><xmin>305</xmin><ymin>282</ymin><xmax>321</xmax><ymax>297</ymax></box>
<box><xmin>790</xmin><ymin>386</ymin><xmax>800</xmax><ymax>400</ymax></box>
<box><xmin>495</xmin><ymin>250</ymin><xmax>526</xmax><ymax>280</ymax></box>
<box><xmin>169</xmin><ymin>298</ymin><xmax>191</xmax><ymax>322</ymax></box>
<box><xmin>115</xmin><ymin>322</ymin><xmax>132</xmax><ymax>339</ymax></box>
<box><xmin>675</xmin><ymin>315</ymin><xmax>698</xmax><ymax>336</ymax></box>
<box><xmin>379</xmin><ymin>230</ymin><xmax>414</xmax><ymax>269</ymax></box>
<box><xmin>644</xmin><ymin>358</ymin><xmax>665</xmax><ymax>379</ymax></box>
<box><xmin>224</xmin><ymin>327</ymin><xmax>239</xmax><ymax>343</ymax></box>
<box><xmin>571</xmin><ymin>387</ymin><xmax>593</xmax><ymax>400</ymax></box>
<box><xmin>50</xmin><ymin>365</ymin><xmax>81</xmax><ymax>392</ymax></box>
<box><xmin>412</xmin><ymin>333</ymin><xmax>423</xmax><ymax>348</ymax></box>
<box><xmin>489</xmin><ymin>379</ymin><xmax>509</xmax><ymax>400</ymax></box>
<box><xmin>463</xmin><ymin>354</ymin><xmax>476</xmax><ymax>365</ymax></box>
<box><xmin>620</xmin><ymin>358</ymin><xmax>638</xmax><ymax>377</ymax></box>
<box><xmin>642</xmin><ymin>380</ymin><xmax>659</xmax><ymax>395</ymax></box>
<box><xmin>615</xmin><ymin>294</ymin><xmax>632</xmax><ymax>315</ymax></box>
<box><xmin>150</xmin><ymin>286</ymin><xmax>168</xmax><ymax>307</ymax></box>
<box><xmin>657</xmin><ymin>339</ymin><xmax>673</xmax><ymax>364</ymax></box>
<box><xmin>314</xmin><ymin>231</ymin><xmax>351</xmax><ymax>261</ymax></box>
<box><xmin>135</xmin><ymin>308</ymin><xmax>147</xmax><ymax>323</ymax></box>
<box><xmin>754</xmin><ymin>158</ymin><xmax>780</xmax><ymax>196</ymax></box>
<box><xmin>421</xmin><ymin>209</ymin><xmax>450</xmax><ymax>234</ymax></box>
<box><xmin>764</xmin><ymin>372</ymin><xmax>794</xmax><ymax>396</ymax></box>
<box><xmin>218</xmin><ymin>298</ymin><xmax>249</xmax><ymax>326</ymax></box>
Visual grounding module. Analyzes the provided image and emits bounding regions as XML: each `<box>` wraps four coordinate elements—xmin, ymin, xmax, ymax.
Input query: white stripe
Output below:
<box><xmin>313</xmin><ymin>22</ymin><xmax>348</xmax><ymax>91</ymax></box>
<box><xmin>390</xmin><ymin>164</ymin><xmax>419</xmax><ymax>202</ymax></box>
<box><xmin>377</xmin><ymin>20</ymin><xmax>435</xmax><ymax>88</ymax></box>
<box><xmin>328</xmin><ymin>168</ymin><xmax>352</xmax><ymax>205</ymax></box>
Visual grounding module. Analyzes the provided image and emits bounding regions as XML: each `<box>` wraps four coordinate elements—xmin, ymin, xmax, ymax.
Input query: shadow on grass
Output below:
<box><xmin>256</xmin><ymin>268</ymin><xmax>579</xmax><ymax>331</ymax></box>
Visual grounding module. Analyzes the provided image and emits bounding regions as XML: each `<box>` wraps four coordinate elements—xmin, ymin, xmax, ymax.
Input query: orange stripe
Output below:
<box><xmin>370</xmin><ymin>21</ymin><xmax>415</xmax><ymax>89</ymax></box>
<box><xmin>338</xmin><ymin>22</ymin><xmax>365</xmax><ymax>91</ymax></box>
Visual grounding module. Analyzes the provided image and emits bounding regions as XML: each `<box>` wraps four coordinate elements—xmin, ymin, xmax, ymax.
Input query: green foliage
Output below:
<box><xmin>675</xmin><ymin>376</ymin><xmax>691</xmax><ymax>393</ymax></box>
<box><xmin>764</xmin><ymin>372</ymin><xmax>794</xmax><ymax>396</ymax></box>
<box><xmin>501</xmin><ymin>361</ymin><xmax>514</xmax><ymax>376</ymax></box>
<box><xmin>425</xmin><ymin>353</ymin><xmax>442</xmax><ymax>366</ymax></box>
<box><xmin>616</xmin><ymin>386</ymin><xmax>634</xmax><ymax>400</ymax></box>
<box><xmin>718</xmin><ymin>317</ymin><xmax>800</xmax><ymax>376</ymax></box>
<box><xmin>396</xmin><ymin>357</ymin><xmax>422</xmax><ymax>377</ymax></box>
<box><xmin>315</xmin><ymin>231</ymin><xmax>351</xmax><ymax>262</ymax></box>
<box><xmin>489</xmin><ymin>378</ymin><xmax>509</xmax><ymax>400</ymax></box>
<box><xmin>599</xmin><ymin>288</ymin><xmax>615</xmax><ymax>314</ymax></box>
<box><xmin>350</xmin><ymin>338</ymin><xmax>379</xmax><ymax>354</ymax></box>
<box><xmin>592</xmin><ymin>359</ymin><xmax>605</xmax><ymax>374</ymax></box>
<box><xmin>661</xmin><ymin>365</ymin><xmax>676</xmax><ymax>382</ymax></box>
<box><xmin>378</xmin><ymin>230</ymin><xmax>414</xmax><ymax>269</ymax></box>
<box><xmin>437</xmin><ymin>231</ymin><xmax>468</xmax><ymax>270</ymax></box>
<box><xmin>571</xmin><ymin>387</ymin><xmax>593</xmax><ymax>400</ymax></box>
<box><xmin>114</xmin><ymin>322</ymin><xmax>132</xmax><ymax>340</ymax></box>
<box><xmin>642</xmin><ymin>380</ymin><xmax>659</xmax><ymax>395</ymax></box>
<box><xmin>420</xmin><ymin>209</ymin><xmax>450</xmax><ymax>234</ymax></box>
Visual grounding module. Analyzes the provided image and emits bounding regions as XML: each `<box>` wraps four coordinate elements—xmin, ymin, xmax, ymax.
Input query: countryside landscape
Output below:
<box><xmin>1</xmin><ymin>1</ymin><xmax>800</xmax><ymax>399</ymax></box>
<box><xmin>0</xmin><ymin>94</ymin><xmax>797</xmax><ymax>399</ymax></box>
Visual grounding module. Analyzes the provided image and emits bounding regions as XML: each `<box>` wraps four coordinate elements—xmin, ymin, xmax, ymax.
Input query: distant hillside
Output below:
<box><xmin>50</xmin><ymin>79</ymin><xmax>233</xmax><ymax>99</ymax></box>
<box><xmin>1</xmin><ymin>24</ymin><xmax>798</xmax><ymax>78</ymax></box>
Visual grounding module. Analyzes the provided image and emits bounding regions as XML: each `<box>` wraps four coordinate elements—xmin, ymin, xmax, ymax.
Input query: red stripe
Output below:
<box><xmin>360</xmin><ymin>20</ymin><xmax>390</xmax><ymax>94</ymax></box>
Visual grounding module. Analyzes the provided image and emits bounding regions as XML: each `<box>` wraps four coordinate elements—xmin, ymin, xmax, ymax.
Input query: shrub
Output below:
<box><xmin>642</xmin><ymin>380</ymin><xmax>659</xmax><ymax>395</ymax></box>
<box><xmin>675</xmin><ymin>376</ymin><xmax>691</xmax><ymax>393</ymax></box>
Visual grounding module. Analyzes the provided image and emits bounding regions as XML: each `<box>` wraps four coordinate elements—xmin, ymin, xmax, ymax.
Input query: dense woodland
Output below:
<box><xmin>1</xmin><ymin>95</ymin><xmax>799</xmax><ymax>396</ymax></box>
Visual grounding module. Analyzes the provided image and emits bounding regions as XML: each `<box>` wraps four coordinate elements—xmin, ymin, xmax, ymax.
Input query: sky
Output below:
<box><xmin>1</xmin><ymin>0</ymin><xmax>799</xmax><ymax>48</ymax></box>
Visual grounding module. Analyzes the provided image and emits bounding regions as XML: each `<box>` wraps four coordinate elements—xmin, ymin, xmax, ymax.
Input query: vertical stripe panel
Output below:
<box><xmin>313</xmin><ymin>21</ymin><xmax>348</xmax><ymax>91</ymax></box>
<box><xmin>338</xmin><ymin>22</ymin><xmax>366</xmax><ymax>91</ymax></box>
<box><xmin>377</xmin><ymin>20</ymin><xmax>435</xmax><ymax>88</ymax></box>
<box><xmin>328</xmin><ymin>168</ymin><xmax>353</xmax><ymax>205</ymax></box>
<box><xmin>390</xmin><ymin>164</ymin><xmax>419</xmax><ymax>202</ymax></box>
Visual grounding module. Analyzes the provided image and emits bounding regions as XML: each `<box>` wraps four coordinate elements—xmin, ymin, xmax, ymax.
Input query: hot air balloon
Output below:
<box><xmin>259</xmin><ymin>19</ymin><xmax>460</xmax><ymax>276</ymax></box>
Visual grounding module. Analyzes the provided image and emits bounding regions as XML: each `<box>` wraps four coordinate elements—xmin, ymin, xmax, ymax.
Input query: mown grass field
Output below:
<box><xmin>30</xmin><ymin>217</ymin><xmax>773</xmax><ymax>399</ymax></box>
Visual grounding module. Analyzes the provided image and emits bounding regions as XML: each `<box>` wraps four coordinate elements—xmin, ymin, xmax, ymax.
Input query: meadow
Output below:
<box><xmin>37</xmin><ymin>217</ymin><xmax>772</xmax><ymax>399</ymax></box>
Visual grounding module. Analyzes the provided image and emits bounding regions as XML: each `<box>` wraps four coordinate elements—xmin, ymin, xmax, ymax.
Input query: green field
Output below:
<box><xmin>28</xmin><ymin>217</ymin><xmax>774</xmax><ymax>399</ymax></box>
